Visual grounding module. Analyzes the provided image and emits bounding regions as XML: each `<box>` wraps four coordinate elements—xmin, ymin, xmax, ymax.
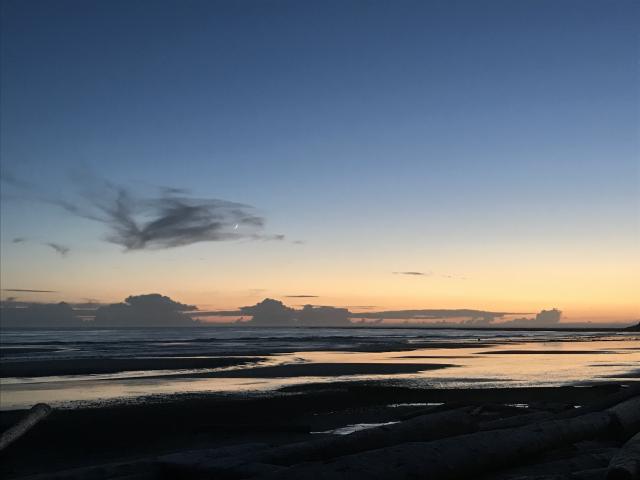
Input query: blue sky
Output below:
<box><xmin>1</xmin><ymin>0</ymin><xmax>638</xmax><ymax>320</ymax></box>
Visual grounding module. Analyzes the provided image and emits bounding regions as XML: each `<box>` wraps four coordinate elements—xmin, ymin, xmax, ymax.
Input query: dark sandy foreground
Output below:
<box><xmin>0</xmin><ymin>382</ymin><xmax>636</xmax><ymax>479</ymax></box>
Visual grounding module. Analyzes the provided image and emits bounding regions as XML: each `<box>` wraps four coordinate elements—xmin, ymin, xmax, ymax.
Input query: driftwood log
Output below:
<box><xmin>483</xmin><ymin>450</ymin><xmax>616</xmax><ymax>479</ymax></box>
<box><xmin>480</xmin><ymin>411</ymin><xmax>554</xmax><ymax>431</ymax></box>
<box><xmin>263</xmin><ymin>407</ymin><xmax>476</xmax><ymax>465</ymax></box>
<box><xmin>607</xmin><ymin>432</ymin><xmax>640</xmax><ymax>480</ymax></box>
<box><xmin>607</xmin><ymin>398</ymin><xmax>640</xmax><ymax>436</ymax></box>
<box><xmin>261</xmin><ymin>411</ymin><xmax>615</xmax><ymax>479</ymax></box>
<box><xmin>260</xmin><ymin>396</ymin><xmax>640</xmax><ymax>480</ymax></box>
<box><xmin>158</xmin><ymin>408</ymin><xmax>477</xmax><ymax>478</ymax></box>
<box><xmin>12</xmin><ymin>459</ymin><xmax>159</xmax><ymax>480</ymax></box>
<box><xmin>0</xmin><ymin>403</ymin><xmax>52</xmax><ymax>452</ymax></box>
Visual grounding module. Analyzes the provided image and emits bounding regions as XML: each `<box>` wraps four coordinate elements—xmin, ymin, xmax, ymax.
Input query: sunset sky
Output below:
<box><xmin>1</xmin><ymin>0</ymin><xmax>638</xmax><ymax>322</ymax></box>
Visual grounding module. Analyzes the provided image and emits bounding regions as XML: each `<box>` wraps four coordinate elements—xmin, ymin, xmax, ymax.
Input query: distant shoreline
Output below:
<box><xmin>0</xmin><ymin>324</ymin><xmax>635</xmax><ymax>331</ymax></box>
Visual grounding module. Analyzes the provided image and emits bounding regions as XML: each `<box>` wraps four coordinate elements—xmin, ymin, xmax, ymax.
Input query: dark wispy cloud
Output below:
<box><xmin>12</xmin><ymin>237</ymin><xmax>27</xmax><ymax>243</ymax></box>
<box><xmin>285</xmin><ymin>295</ymin><xmax>319</xmax><ymax>298</ymax></box>
<box><xmin>2</xmin><ymin>288</ymin><xmax>58</xmax><ymax>293</ymax></box>
<box><xmin>393</xmin><ymin>271</ymin><xmax>429</xmax><ymax>276</ymax></box>
<box><xmin>1</xmin><ymin>170</ymin><xmax>287</xmax><ymax>251</ymax></box>
<box><xmin>46</xmin><ymin>243</ymin><xmax>70</xmax><ymax>256</ymax></box>
<box><xmin>53</xmin><ymin>177</ymin><xmax>284</xmax><ymax>250</ymax></box>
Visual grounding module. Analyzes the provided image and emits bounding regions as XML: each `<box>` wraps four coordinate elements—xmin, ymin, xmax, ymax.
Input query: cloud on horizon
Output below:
<box><xmin>2</xmin><ymin>288</ymin><xmax>58</xmax><ymax>293</ymax></box>
<box><xmin>94</xmin><ymin>294</ymin><xmax>199</xmax><ymax>326</ymax></box>
<box><xmin>393</xmin><ymin>271</ymin><xmax>467</xmax><ymax>280</ymax></box>
<box><xmin>364</xmin><ymin>308</ymin><xmax>520</xmax><ymax>321</ymax></box>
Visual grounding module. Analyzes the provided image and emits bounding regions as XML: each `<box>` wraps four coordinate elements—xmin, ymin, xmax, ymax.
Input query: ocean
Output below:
<box><xmin>1</xmin><ymin>327</ymin><xmax>638</xmax><ymax>410</ymax></box>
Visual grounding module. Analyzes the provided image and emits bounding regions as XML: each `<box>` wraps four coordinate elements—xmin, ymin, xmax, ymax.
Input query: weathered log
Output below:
<box><xmin>606</xmin><ymin>432</ymin><xmax>640</xmax><ymax>480</ymax></box>
<box><xmin>157</xmin><ymin>408</ymin><xmax>476</xmax><ymax>479</ymax></box>
<box><xmin>482</xmin><ymin>386</ymin><xmax>640</xmax><ymax>431</ymax></box>
<box><xmin>559</xmin><ymin>385</ymin><xmax>640</xmax><ymax>420</ymax></box>
<box><xmin>161</xmin><ymin>460</ymin><xmax>284</xmax><ymax>480</ymax></box>
<box><xmin>484</xmin><ymin>450</ymin><xmax>615</xmax><ymax>479</ymax></box>
<box><xmin>158</xmin><ymin>443</ymin><xmax>273</xmax><ymax>478</ymax></box>
<box><xmin>606</xmin><ymin>396</ymin><xmax>640</xmax><ymax>435</ymax></box>
<box><xmin>0</xmin><ymin>403</ymin><xmax>51</xmax><ymax>452</ymax></box>
<box><xmin>261</xmin><ymin>407</ymin><xmax>477</xmax><ymax>465</ymax></box>
<box><xmin>570</xmin><ymin>468</ymin><xmax>609</xmax><ymax>480</ymax></box>
<box><xmin>10</xmin><ymin>459</ymin><xmax>159</xmax><ymax>480</ymax></box>
<box><xmin>199</xmin><ymin>423</ymin><xmax>310</xmax><ymax>433</ymax></box>
<box><xmin>397</xmin><ymin>404</ymin><xmax>446</xmax><ymax>420</ymax></box>
<box><xmin>261</xmin><ymin>410</ymin><xmax>617</xmax><ymax>480</ymax></box>
<box><xmin>15</xmin><ymin>443</ymin><xmax>268</xmax><ymax>480</ymax></box>
<box><xmin>481</xmin><ymin>411</ymin><xmax>554</xmax><ymax>430</ymax></box>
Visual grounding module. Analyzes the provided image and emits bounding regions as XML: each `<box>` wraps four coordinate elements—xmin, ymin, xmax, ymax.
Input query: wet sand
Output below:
<box><xmin>0</xmin><ymin>356</ymin><xmax>263</xmax><ymax>377</ymax></box>
<box><xmin>140</xmin><ymin>362</ymin><xmax>454</xmax><ymax>379</ymax></box>
<box><xmin>0</xmin><ymin>382</ymin><xmax>635</xmax><ymax>479</ymax></box>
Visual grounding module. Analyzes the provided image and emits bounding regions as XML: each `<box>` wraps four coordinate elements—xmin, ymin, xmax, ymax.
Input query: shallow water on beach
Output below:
<box><xmin>1</xmin><ymin>327</ymin><xmax>638</xmax><ymax>409</ymax></box>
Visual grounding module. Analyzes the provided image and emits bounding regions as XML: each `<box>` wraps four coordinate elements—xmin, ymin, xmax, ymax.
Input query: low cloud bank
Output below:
<box><xmin>362</xmin><ymin>308</ymin><xmax>564</xmax><ymax>327</ymax></box>
<box><xmin>0</xmin><ymin>301</ymin><xmax>81</xmax><ymax>328</ymax></box>
<box><xmin>238</xmin><ymin>298</ymin><xmax>351</xmax><ymax>327</ymax></box>
<box><xmin>498</xmin><ymin>308</ymin><xmax>563</xmax><ymax>327</ymax></box>
<box><xmin>0</xmin><ymin>296</ymin><xmax>613</xmax><ymax>330</ymax></box>
<box><xmin>363</xmin><ymin>309</ymin><xmax>518</xmax><ymax>323</ymax></box>
<box><xmin>94</xmin><ymin>294</ymin><xmax>199</xmax><ymax>326</ymax></box>
<box><xmin>1</xmin><ymin>294</ymin><xmax>200</xmax><ymax>328</ymax></box>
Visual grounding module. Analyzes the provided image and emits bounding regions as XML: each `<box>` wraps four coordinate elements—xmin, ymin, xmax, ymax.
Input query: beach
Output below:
<box><xmin>0</xmin><ymin>327</ymin><xmax>639</xmax><ymax>478</ymax></box>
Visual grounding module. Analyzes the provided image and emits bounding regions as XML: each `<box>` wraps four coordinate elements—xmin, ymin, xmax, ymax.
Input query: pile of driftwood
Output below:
<box><xmin>4</xmin><ymin>387</ymin><xmax>640</xmax><ymax>480</ymax></box>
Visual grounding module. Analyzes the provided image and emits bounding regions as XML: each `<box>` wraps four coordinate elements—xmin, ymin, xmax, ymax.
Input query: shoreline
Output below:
<box><xmin>2</xmin><ymin>333</ymin><xmax>639</xmax><ymax>411</ymax></box>
<box><xmin>1</xmin><ymin>324</ymin><xmax>638</xmax><ymax>332</ymax></box>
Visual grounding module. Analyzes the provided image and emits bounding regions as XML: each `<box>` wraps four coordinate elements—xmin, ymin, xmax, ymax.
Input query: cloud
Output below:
<box><xmin>500</xmin><ymin>309</ymin><xmax>563</xmax><ymax>327</ymax></box>
<box><xmin>237</xmin><ymin>298</ymin><xmax>351</xmax><ymax>326</ymax></box>
<box><xmin>0</xmin><ymin>301</ymin><xmax>80</xmax><ymax>328</ymax></box>
<box><xmin>52</xmin><ymin>177</ymin><xmax>284</xmax><ymax>250</ymax></box>
<box><xmin>94</xmin><ymin>293</ymin><xmax>199</xmax><ymax>326</ymax></box>
<box><xmin>46</xmin><ymin>243</ymin><xmax>70</xmax><ymax>256</ymax></box>
<box><xmin>285</xmin><ymin>295</ymin><xmax>319</xmax><ymax>298</ymax></box>
<box><xmin>12</xmin><ymin>237</ymin><xmax>27</xmax><ymax>243</ymax></box>
<box><xmin>2</xmin><ymin>288</ymin><xmax>58</xmax><ymax>293</ymax></box>
<box><xmin>393</xmin><ymin>271</ymin><xmax>466</xmax><ymax>280</ymax></box>
<box><xmin>393</xmin><ymin>271</ymin><xmax>429</xmax><ymax>276</ymax></box>
<box><xmin>364</xmin><ymin>309</ymin><xmax>521</xmax><ymax>321</ymax></box>
<box><xmin>1</xmin><ymin>170</ymin><xmax>289</xmax><ymax>250</ymax></box>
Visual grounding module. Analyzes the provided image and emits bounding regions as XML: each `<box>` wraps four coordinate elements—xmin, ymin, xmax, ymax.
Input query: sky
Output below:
<box><xmin>1</xmin><ymin>0</ymin><xmax>638</xmax><ymax>322</ymax></box>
